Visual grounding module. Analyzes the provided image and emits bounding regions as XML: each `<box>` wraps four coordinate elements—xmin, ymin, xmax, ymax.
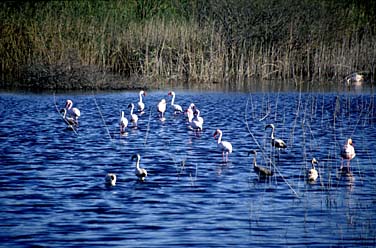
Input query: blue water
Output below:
<box><xmin>1</xmin><ymin>88</ymin><xmax>376</xmax><ymax>247</ymax></box>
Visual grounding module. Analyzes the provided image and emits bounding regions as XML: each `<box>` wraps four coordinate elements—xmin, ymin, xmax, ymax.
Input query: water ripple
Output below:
<box><xmin>0</xmin><ymin>90</ymin><xmax>375</xmax><ymax>247</ymax></box>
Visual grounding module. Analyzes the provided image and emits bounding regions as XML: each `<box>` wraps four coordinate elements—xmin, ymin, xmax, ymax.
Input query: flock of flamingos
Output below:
<box><xmin>59</xmin><ymin>90</ymin><xmax>356</xmax><ymax>187</ymax></box>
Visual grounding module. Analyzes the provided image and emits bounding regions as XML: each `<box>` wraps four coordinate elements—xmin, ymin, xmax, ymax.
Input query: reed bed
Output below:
<box><xmin>1</xmin><ymin>1</ymin><xmax>375</xmax><ymax>89</ymax></box>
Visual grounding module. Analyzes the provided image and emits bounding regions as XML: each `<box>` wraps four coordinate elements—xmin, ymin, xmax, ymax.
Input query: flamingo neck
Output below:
<box><xmin>270</xmin><ymin>128</ymin><xmax>275</xmax><ymax>139</ymax></box>
<box><xmin>130</xmin><ymin>105</ymin><xmax>134</xmax><ymax>115</ymax></box>
<box><xmin>136</xmin><ymin>156</ymin><xmax>140</xmax><ymax>170</ymax></box>
<box><xmin>171</xmin><ymin>93</ymin><xmax>175</xmax><ymax>105</ymax></box>
<box><xmin>186</xmin><ymin>109</ymin><xmax>193</xmax><ymax>122</ymax></box>
<box><xmin>216</xmin><ymin>132</ymin><xmax>222</xmax><ymax>144</ymax></box>
<box><xmin>66</xmin><ymin>102</ymin><xmax>72</xmax><ymax>110</ymax></box>
<box><xmin>121</xmin><ymin>111</ymin><xmax>125</xmax><ymax>118</ymax></box>
<box><xmin>139</xmin><ymin>92</ymin><xmax>143</xmax><ymax>102</ymax></box>
<box><xmin>253</xmin><ymin>156</ymin><xmax>257</xmax><ymax>167</ymax></box>
<box><xmin>195</xmin><ymin>110</ymin><xmax>200</xmax><ymax>119</ymax></box>
<box><xmin>135</xmin><ymin>158</ymin><xmax>140</xmax><ymax>170</ymax></box>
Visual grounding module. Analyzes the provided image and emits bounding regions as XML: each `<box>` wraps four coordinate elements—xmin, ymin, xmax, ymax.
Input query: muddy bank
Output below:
<box><xmin>1</xmin><ymin>62</ymin><xmax>160</xmax><ymax>91</ymax></box>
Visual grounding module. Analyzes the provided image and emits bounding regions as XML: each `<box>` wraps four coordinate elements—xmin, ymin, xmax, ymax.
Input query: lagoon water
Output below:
<box><xmin>1</xmin><ymin>85</ymin><xmax>376</xmax><ymax>247</ymax></box>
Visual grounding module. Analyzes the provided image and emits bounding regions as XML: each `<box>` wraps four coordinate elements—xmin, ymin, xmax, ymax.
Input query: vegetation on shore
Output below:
<box><xmin>1</xmin><ymin>0</ymin><xmax>375</xmax><ymax>90</ymax></box>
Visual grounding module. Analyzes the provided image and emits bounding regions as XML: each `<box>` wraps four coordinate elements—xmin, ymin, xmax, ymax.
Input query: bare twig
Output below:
<box><xmin>245</xmin><ymin>95</ymin><xmax>300</xmax><ymax>198</ymax></box>
<box><xmin>92</xmin><ymin>91</ymin><xmax>113</xmax><ymax>142</ymax></box>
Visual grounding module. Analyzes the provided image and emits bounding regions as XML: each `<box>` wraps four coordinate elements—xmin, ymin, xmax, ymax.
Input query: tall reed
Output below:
<box><xmin>1</xmin><ymin>1</ymin><xmax>375</xmax><ymax>89</ymax></box>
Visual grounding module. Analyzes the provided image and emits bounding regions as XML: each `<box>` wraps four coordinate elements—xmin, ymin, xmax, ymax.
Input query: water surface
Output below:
<box><xmin>0</xmin><ymin>87</ymin><xmax>375</xmax><ymax>247</ymax></box>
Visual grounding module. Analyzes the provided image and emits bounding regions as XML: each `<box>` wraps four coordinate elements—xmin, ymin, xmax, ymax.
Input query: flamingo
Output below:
<box><xmin>157</xmin><ymin>99</ymin><xmax>167</xmax><ymax>119</ymax></box>
<box><xmin>185</xmin><ymin>103</ymin><xmax>195</xmax><ymax>122</ymax></box>
<box><xmin>345</xmin><ymin>72</ymin><xmax>364</xmax><ymax>86</ymax></box>
<box><xmin>132</xmin><ymin>154</ymin><xmax>147</xmax><ymax>181</ymax></box>
<box><xmin>119</xmin><ymin>111</ymin><xmax>128</xmax><ymax>134</ymax></box>
<box><xmin>308</xmin><ymin>158</ymin><xmax>318</xmax><ymax>182</ymax></box>
<box><xmin>105</xmin><ymin>173</ymin><xmax>117</xmax><ymax>186</ymax></box>
<box><xmin>190</xmin><ymin>108</ymin><xmax>204</xmax><ymax>132</ymax></box>
<box><xmin>128</xmin><ymin>103</ymin><xmax>138</xmax><ymax>127</ymax></box>
<box><xmin>340</xmin><ymin>138</ymin><xmax>355</xmax><ymax>171</ymax></box>
<box><xmin>213</xmin><ymin>129</ymin><xmax>233</xmax><ymax>162</ymax></box>
<box><xmin>168</xmin><ymin>91</ymin><xmax>183</xmax><ymax>114</ymax></box>
<box><xmin>138</xmin><ymin>90</ymin><xmax>146</xmax><ymax>113</ymax></box>
<box><xmin>60</xmin><ymin>99</ymin><xmax>80</xmax><ymax>126</ymax></box>
<box><xmin>248</xmin><ymin>150</ymin><xmax>273</xmax><ymax>178</ymax></box>
<box><xmin>265</xmin><ymin>124</ymin><xmax>287</xmax><ymax>149</ymax></box>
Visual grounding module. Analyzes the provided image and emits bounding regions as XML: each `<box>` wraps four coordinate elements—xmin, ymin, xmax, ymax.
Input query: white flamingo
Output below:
<box><xmin>213</xmin><ymin>129</ymin><xmax>233</xmax><ymax>162</ymax></box>
<box><xmin>265</xmin><ymin>124</ymin><xmax>287</xmax><ymax>149</ymax></box>
<box><xmin>345</xmin><ymin>72</ymin><xmax>364</xmax><ymax>86</ymax></box>
<box><xmin>105</xmin><ymin>173</ymin><xmax>117</xmax><ymax>186</ymax></box>
<box><xmin>61</xmin><ymin>99</ymin><xmax>80</xmax><ymax>126</ymax></box>
<box><xmin>132</xmin><ymin>154</ymin><xmax>147</xmax><ymax>181</ymax></box>
<box><xmin>341</xmin><ymin>138</ymin><xmax>355</xmax><ymax>171</ymax></box>
<box><xmin>248</xmin><ymin>150</ymin><xmax>273</xmax><ymax>178</ymax></box>
<box><xmin>157</xmin><ymin>99</ymin><xmax>167</xmax><ymax>119</ymax></box>
<box><xmin>168</xmin><ymin>91</ymin><xmax>183</xmax><ymax>114</ymax></box>
<box><xmin>190</xmin><ymin>108</ymin><xmax>204</xmax><ymax>131</ymax></box>
<box><xmin>185</xmin><ymin>103</ymin><xmax>195</xmax><ymax>122</ymax></box>
<box><xmin>308</xmin><ymin>158</ymin><xmax>318</xmax><ymax>182</ymax></box>
<box><xmin>128</xmin><ymin>103</ymin><xmax>138</xmax><ymax>127</ymax></box>
<box><xmin>138</xmin><ymin>90</ymin><xmax>146</xmax><ymax>112</ymax></box>
<box><xmin>119</xmin><ymin>111</ymin><xmax>128</xmax><ymax>134</ymax></box>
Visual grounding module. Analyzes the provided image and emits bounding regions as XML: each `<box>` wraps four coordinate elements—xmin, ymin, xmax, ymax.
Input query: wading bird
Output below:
<box><xmin>157</xmin><ymin>99</ymin><xmax>167</xmax><ymax>119</ymax></box>
<box><xmin>105</xmin><ymin>173</ymin><xmax>117</xmax><ymax>186</ymax></box>
<box><xmin>190</xmin><ymin>108</ymin><xmax>204</xmax><ymax>132</ymax></box>
<box><xmin>307</xmin><ymin>158</ymin><xmax>318</xmax><ymax>182</ymax></box>
<box><xmin>138</xmin><ymin>90</ymin><xmax>146</xmax><ymax>113</ymax></box>
<box><xmin>185</xmin><ymin>103</ymin><xmax>195</xmax><ymax>122</ymax></box>
<box><xmin>60</xmin><ymin>99</ymin><xmax>80</xmax><ymax>126</ymax></box>
<box><xmin>132</xmin><ymin>154</ymin><xmax>147</xmax><ymax>181</ymax></box>
<box><xmin>341</xmin><ymin>138</ymin><xmax>355</xmax><ymax>171</ymax></box>
<box><xmin>128</xmin><ymin>103</ymin><xmax>138</xmax><ymax>127</ymax></box>
<box><xmin>248</xmin><ymin>150</ymin><xmax>273</xmax><ymax>178</ymax></box>
<box><xmin>119</xmin><ymin>111</ymin><xmax>128</xmax><ymax>134</ymax></box>
<box><xmin>344</xmin><ymin>72</ymin><xmax>364</xmax><ymax>86</ymax></box>
<box><xmin>168</xmin><ymin>91</ymin><xmax>183</xmax><ymax>114</ymax></box>
<box><xmin>265</xmin><ymin>124</ymin><xmax>287</xmax><ymax>149</ymax></box>
<box><xmin>213</xmin><ymin>129</ymin><xmax>232</xmax><ymax>162</ymax></box>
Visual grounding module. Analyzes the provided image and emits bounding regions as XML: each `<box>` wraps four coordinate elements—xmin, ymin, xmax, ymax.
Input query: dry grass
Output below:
<box><xmin>1</xmin><ymin>1</ymin><xmax>375</xmax><ymax>89</ymax></box>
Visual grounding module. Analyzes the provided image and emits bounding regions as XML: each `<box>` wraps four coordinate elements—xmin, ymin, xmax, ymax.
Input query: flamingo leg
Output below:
<box><xmin>195</xmin><ymin>129</ymin><xmax>201</xmax><ymax>137</ymax></box>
